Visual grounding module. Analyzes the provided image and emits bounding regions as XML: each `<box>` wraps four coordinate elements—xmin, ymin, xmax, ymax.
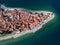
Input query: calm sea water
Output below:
<box><xmin>0</xmin><ymin>0</ymin><xmax>60</xmax><ymax>45</ymax></box>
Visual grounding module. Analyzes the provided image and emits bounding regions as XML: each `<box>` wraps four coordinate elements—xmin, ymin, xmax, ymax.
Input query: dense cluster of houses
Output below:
<box><xmin>0</xmin><ymin>8</ymin><xmax>51</xmax><ymax>34</ymax></box>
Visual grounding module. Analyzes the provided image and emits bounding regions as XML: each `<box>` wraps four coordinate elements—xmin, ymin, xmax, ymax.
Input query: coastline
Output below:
<box><xmin>0</xmin><ymin>10</ymin><xmax>55</xmax><ymax>41</ymax></box>
<box><xmin>0</xmin><ymin>4</ymin><xmax>55</xmax><ymax>41</ymax></box>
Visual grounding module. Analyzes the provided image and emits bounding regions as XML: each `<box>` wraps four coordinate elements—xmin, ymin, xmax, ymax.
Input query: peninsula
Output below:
<box><xmin>0</xmin><ymin>4</ymin><xmax>55</xmax><ymax>41</ymax></box>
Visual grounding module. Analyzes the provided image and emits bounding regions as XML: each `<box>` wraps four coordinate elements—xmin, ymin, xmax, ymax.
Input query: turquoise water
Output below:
<box><xmin>0</xmin><ymin>0</ymin><xmax>60</xmax><ymax>45</ymax></box>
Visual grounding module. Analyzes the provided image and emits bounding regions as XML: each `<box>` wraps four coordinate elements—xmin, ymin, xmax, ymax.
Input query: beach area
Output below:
<box><xmin>0</xmin><ymin>9</ymin><xmax>55</xmax><ymax>41</ymax></box>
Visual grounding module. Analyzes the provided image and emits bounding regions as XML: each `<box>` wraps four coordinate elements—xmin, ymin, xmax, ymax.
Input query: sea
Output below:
<box><xmin>0</xmin><ymin>0</ymin><xmax>60</xmax><ymax>45</ymax></box>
